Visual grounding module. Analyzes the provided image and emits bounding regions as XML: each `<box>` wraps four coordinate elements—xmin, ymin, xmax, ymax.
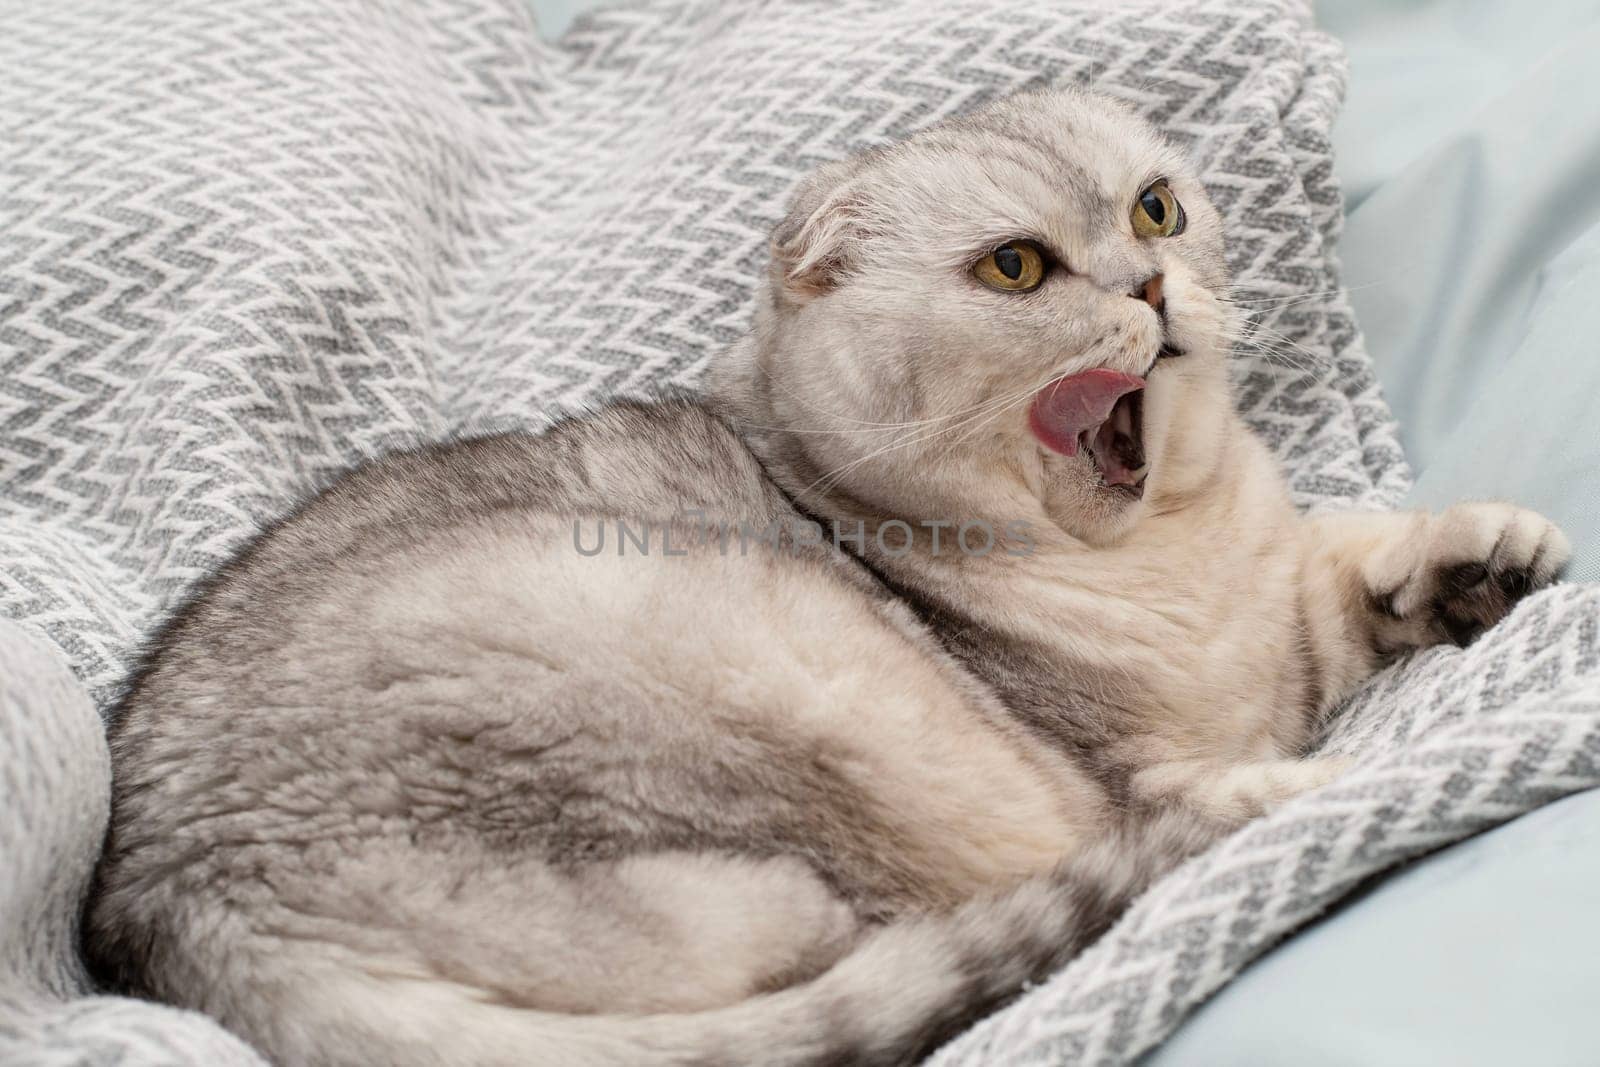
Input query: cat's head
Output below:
<box><xmin>714</xmin><ymin>89</ymin><xmax>1239</xmax><ymax>548</ymax></box>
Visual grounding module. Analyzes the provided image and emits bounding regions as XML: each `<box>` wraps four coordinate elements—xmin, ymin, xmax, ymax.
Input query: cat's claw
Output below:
<box><xmin>1374</xmin><ymin>503</ymin><xmax>1569</xmax><ymax>649</ymax></box>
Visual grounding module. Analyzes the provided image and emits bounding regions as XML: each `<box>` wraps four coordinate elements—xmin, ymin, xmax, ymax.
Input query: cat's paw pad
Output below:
<box><xmin>1378</xmin><ymin>503</ymin><xmax>1570</xmax><ymax>647</ymax></box>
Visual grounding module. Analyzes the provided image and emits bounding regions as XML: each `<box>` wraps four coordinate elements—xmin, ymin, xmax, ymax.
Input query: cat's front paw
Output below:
<box><xmin>1374</xmin><ymin>503</ymin><xmax>1570</xmax><ymax>648</ymax></box>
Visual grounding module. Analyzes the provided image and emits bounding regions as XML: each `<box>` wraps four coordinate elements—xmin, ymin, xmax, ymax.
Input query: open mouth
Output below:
<box><xmin>1026</xmin><ymin>368</ymin><xmax>1149</xmax><ymax>496</ymax></box>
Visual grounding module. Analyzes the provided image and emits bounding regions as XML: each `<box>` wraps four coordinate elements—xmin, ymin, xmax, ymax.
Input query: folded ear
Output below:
<box><xmin>771</xmin><ymin>161</ymin><xmax>864</xmax><ymax>299</ymax></box>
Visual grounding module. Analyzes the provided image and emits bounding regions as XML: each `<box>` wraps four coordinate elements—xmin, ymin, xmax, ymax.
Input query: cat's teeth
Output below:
<box><xmin>1130</xmin><ymin>463</ymin><xmax>1150</xmax><ymax>484</ymax></box>
<box><xmin>1113</xmin><ymin>400</ymin><xmax>1132</xmax><ymax>436</ymax></box>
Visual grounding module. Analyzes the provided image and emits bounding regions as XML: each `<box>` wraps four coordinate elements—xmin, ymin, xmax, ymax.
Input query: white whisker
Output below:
<box><xmin>799</xmin><ymin>366</ymin><xmax>1069</xmax><ymax>502</ymax></box>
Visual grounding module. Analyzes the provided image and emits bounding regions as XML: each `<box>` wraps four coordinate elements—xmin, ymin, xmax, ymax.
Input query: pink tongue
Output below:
<box><xmin>1027</xmin><ymin>369</ymin><xmax>1144</xmax><ymax>456</ymax></box>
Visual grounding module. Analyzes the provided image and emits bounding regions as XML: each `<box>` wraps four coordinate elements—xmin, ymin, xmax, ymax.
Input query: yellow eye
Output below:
<box><xmin>1132</xmin><ymin>180</ymin><xmax>1184</xmax><ymax>238</ymax></box>
<box><xmin>973</xmin><ymin>241</ymin><xmax>1046</xmax><ymax>292</ymax></box>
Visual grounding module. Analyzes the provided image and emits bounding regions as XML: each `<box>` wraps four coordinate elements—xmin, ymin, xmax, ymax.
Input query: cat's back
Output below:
<box><xmin>119</xmin><ymin>397</ymin><xmax>782</xmax><ymax>680</ymax></box>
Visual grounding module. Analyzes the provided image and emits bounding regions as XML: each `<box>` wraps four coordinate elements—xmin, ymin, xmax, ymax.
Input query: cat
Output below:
<box><xmin>85</xmin><ymin>88</ymin><xmax>1570</xmax><ymax>1067</ymax></box>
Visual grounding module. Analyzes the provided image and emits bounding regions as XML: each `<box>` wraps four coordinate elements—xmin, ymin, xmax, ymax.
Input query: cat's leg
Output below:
<box><xmin>1129</xmin><ymin>756</ymin><xmax>1351</xmax><ymax>822</ymax></box>
<box><xmin>1303</xmin><ymin>502</ymin><xmax>1570</xmax><ymax>695</ymax></box>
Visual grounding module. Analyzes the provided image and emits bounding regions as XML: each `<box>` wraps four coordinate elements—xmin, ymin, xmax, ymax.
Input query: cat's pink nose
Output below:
<box><xmin>1134</xmin><ymin>272</ymin><xmax>1164</xmax><ymax>313</ymax></box>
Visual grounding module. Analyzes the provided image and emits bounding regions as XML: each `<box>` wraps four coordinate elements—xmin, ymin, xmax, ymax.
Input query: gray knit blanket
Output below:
<box><xmin>2</xmin><ymin>0</ymin><xmax>1596</xmax><ymax>1063</ymax></box>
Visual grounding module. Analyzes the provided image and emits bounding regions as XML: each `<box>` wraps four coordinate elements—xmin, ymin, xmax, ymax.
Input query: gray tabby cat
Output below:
<box><xmin>86</xmin><ymin>89</ymin><xmax>1569</xmax><ymax>1066</ymax></box>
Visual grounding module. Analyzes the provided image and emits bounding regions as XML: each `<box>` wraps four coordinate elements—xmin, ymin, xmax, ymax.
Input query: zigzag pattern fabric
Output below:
<box><xmin>0</xmin><ymin>0</ymin><xmax>1594</xmax><ymax>1064</ymax></box>
<box><xmin>1</xmin><ymin>0</ymin><xmax>1406</xmax><ymax>705</ymax></box>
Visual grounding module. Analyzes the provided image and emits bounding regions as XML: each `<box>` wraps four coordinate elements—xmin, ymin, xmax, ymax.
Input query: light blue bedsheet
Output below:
<box><xmin>528</xmin><ymin>0</ymin><xmax>591</xmax><ymax>37</ymax></box>
<box><xmin>1333</xmin><ymin>0</ymin><xmax>1600</xmax><ymax>582</ymax></box>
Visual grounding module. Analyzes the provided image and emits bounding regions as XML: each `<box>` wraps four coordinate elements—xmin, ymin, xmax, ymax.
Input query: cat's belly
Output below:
<box><xmin>928</xmin><ymin>503</ymin><xmax>1318</xmax><ymax>780</ymax></box>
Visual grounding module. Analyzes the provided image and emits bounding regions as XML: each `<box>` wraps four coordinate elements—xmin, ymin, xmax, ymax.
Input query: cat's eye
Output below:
<box><xmin>973</xmin><ymin>241</ymin><xmax>1046</xmax><ymax>292</ymax></box>
<box><xmin>1132</xmin><ymin>180</ymin><xmax>1185</xmax><ymax>238</ymax></box>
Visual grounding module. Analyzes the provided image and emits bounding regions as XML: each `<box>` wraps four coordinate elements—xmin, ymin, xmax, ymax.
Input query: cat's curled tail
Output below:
<box><xmin>246</xmin><ymin>813</ymin><xmax>1220</xmax><ymax>1067</ymax></box>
